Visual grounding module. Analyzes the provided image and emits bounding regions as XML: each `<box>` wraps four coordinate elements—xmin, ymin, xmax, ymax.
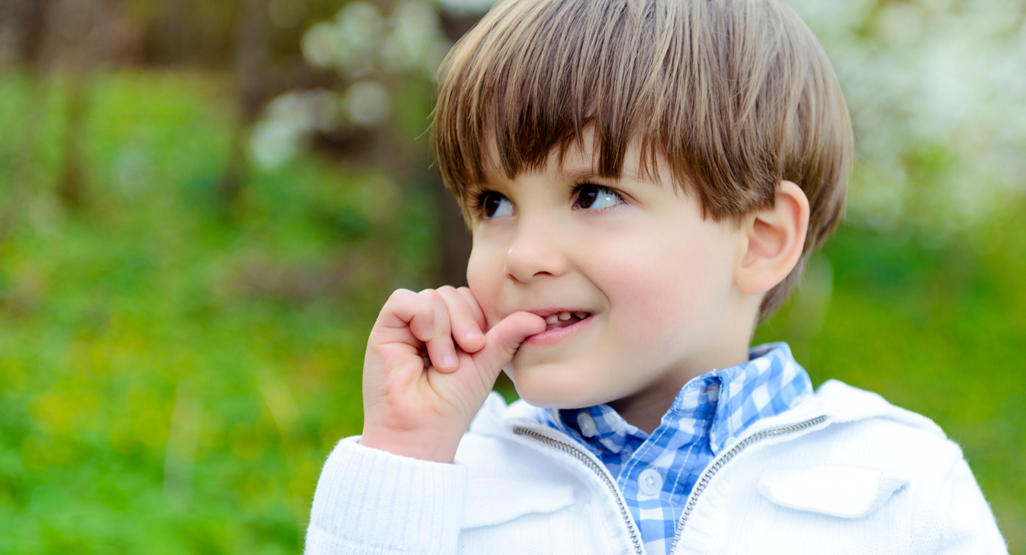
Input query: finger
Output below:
<box><xmin>377</xmin><ymin>289</ymin><xmax>435</xmax><ymax>344</ymax></box>
<box><xmin>423</xmin><ymin>291</ymin><xmax>459</xmax><ymax>372</ymax></box>
<box><xmin>406</xmin><ymin>290</ymin><xmax>438</xmax><ymax>343</ymax></box>
<box><xmin>437</xmin><ymin>286</ymin><xmax>485</xmax><ymax>354</ymax></box>
<box><xmin>472</xmin><ymin>311</ymin><xmax>546</xmax><ymax>383</ymax></box>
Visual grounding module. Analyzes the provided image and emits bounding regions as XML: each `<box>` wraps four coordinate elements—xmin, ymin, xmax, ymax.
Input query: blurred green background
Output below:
<box><xmin>0</xmin><ymin>0</ymin><xmax>1023</xmax><ymax>553</ymax></box>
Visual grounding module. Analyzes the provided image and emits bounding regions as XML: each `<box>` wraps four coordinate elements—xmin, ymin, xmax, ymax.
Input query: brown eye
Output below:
<box><xmin>480</xmin><ymin>191</ymin><xmax>513</xmax><ymax>219</ymax></box>
<box><xmin>576</xmin><ymin>185</ymin><xmax>598</xmax><ymax>209</ymax></box>
<box><xmin>573</xmin><ymin>184</ymin><xmax>622</xmax><ymax>210</ymax></box>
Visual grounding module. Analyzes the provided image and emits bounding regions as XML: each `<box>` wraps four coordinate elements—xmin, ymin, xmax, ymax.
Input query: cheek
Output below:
<box><xmin>603</xmin><ymin>239</ymin><xmax>728</xmax><ymax>334</ymax></box>
<box><xmin>466</xmin><ymin>247</ymin><xmax>502</xmax><ymax>323</ymax></box>
<box><xmin>609</xmin><ymin>273</ymin><xmax>698</xmax><ymax>337</ymax></box>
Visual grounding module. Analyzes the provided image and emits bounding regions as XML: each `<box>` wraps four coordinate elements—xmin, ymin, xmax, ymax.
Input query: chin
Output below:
<box><xmin>509</xmin><ymin>371</ymin><xmax>604</xmax><ymax>410</ymax></box>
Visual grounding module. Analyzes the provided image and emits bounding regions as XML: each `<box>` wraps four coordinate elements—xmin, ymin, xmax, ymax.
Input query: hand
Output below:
<box><xmin>360</xmin><ymin>286</ymin><xmax>545</xmax><ymax>462</ymax></box>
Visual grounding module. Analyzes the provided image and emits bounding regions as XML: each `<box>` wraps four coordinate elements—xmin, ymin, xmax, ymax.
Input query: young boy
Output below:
<box><xmin>306</xmin><ymin>0</ymin><xmax>1006</xmax><ymax>553</ymax></box>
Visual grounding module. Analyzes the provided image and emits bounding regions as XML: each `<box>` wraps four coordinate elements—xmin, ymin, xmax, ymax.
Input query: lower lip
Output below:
<box><xmin>524</xmin><ymin>315</ymin><xmax>592</xmax><ymax>346</ymax></box>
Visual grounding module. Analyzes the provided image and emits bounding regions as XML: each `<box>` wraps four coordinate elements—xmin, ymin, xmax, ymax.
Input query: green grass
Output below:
<box><xmin>0</xmin><ymin>70</ymin><xmax>405</xmax><ymax>553</ymax></box>
<box><xmin>1</xmin><ymin>70</ymin><xmax>1023</xmax><ymax>552</ymax></box>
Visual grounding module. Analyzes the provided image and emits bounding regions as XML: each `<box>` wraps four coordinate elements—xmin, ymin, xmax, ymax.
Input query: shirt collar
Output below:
<box><xmin>542</xmin><ymin>342</ymin><xmax>813</xmax><ymax>458</ymax></box>
<box><xmin>705</xmin><ymin>342</ymin><xmax>813</xmax><ymax>452</ymax></box>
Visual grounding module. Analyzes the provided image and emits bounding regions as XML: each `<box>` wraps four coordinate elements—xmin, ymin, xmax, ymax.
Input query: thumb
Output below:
<box><xmin>473</xmin><ymin>311</ymin><xmax>546</xmax><ymax>380</ymax></box>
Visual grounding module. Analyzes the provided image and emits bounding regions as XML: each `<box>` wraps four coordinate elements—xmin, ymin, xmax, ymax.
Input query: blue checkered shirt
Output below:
<box><xmin>535</xmin><ymin>343</ymin><xmax>813</xmax><ymax>555</ymax></box>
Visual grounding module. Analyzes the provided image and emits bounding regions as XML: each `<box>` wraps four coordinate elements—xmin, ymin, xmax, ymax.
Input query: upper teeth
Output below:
<box><xmin>545</xmin><ymin>312</ymin><xmax>587</xmax><ymax>324</ymax></box>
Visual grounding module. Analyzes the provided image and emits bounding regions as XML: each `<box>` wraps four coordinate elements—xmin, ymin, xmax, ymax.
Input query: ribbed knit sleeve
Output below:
<box><xmin>305</xmin><ymin>437</ymin><xmax>468</xmax><ymax>554</ymax></box>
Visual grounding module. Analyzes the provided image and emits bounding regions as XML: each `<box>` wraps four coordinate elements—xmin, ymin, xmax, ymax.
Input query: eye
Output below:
<box><xmin>572</xmin><ymin>183</ymin><xmax>623</xmax><ymax>211</ymax></box>
<box><xmin>476</xmin><ymin>191</ymin><xmax>514</xmax><ymax>219</ymax></box>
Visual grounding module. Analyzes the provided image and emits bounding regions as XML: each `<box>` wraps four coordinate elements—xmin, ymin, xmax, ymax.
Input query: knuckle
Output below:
<box><xmin>458</xmin><ymin>288</ymin><xmax>480</xmax><ymax>307</ymax></box>
<box><xmin>430</xmin><ymin>291</ymin><xmax>447</xmax><ymax>309</ymax></box>
<box><xmin>419</xmin><ymin>288</ymin><xmax>441</xmax><ymax>303</ymax></box>
<box><xmin>388</xmin><ymin>288</ymin><xmax>414</xmax><ymax>303</ymax></box>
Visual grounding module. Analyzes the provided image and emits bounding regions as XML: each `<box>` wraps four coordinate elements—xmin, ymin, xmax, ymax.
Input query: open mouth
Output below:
<box><xmin>542</xmin><ymin>311</ymin><xmax>591</xmax><ymax>331</ymax></box>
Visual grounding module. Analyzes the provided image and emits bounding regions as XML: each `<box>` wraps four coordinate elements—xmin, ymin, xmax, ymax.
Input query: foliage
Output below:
<box><xmin>788</xmin><ymin>0</ymin><xmax>1026</xmax><ymax>233</ymax></box>
<box><xmin>250</xmin><ymin>0</ymin><xmax>451</xmax><ymax>171</ymax></box>
<box><xmin>0</xmin><ymin>71</ymin><xmax>429</xmax><ymax>553</ymax></box>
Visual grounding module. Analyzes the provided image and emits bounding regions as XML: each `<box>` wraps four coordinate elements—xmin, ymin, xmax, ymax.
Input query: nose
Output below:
<box><xmin>504</xmin><ymin>221</ymin><xmax>568</xmax><ymax>283</ymax></box>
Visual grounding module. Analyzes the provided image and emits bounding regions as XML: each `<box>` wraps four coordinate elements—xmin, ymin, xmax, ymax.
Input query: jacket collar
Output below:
<box><xmin>532</xmin><ymin>343</ymin><xmax>813</xmax><ymax>458</ymax></box>
<box><xmin>479</xmin><ymin>378</ymin><xmax>944</xmax><ymax>445</ymax></box>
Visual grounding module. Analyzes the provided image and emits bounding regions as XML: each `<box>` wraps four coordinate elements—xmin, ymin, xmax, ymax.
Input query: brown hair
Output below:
<box><xmin>432</xmin><ymin>0</ymin><xmax>854</xmax><ymax>320</ymax></box>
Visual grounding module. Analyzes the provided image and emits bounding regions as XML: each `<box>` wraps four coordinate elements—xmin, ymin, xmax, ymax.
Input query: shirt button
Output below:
<box><xmin>576</xmin><ymin>413</ymin><xmax>598</xmax><ymax>437</ymax></box>
<box><xmin>639</xmin><ymin>468</ymin><xmax>663</xmax><ymax>496</ymax></box>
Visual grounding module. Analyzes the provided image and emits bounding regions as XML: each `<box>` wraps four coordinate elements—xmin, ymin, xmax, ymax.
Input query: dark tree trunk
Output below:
<box><xmin>0</xmin><ymin>0</ymin><xmax>39</xmax><ymax>66</ymax></box>
<box><xmin>430</xmin><ymin>10</ymin><xmax>482</xmax><ymax>286</ymax></box>
<box><xmin>218</xmin><ymin>0</ymin><xmax>269</xmax><ymax>211</ymax></box>
<box><xmin>437</xmin><ymin>184</ymin><xmax>472</xmax><ymax>286</ymax></box>
<box><xmin>154</xmin><ymin>0</ymin><xmax>189</xmax><ymax>65</ymax></box>
<box><xmin>20</xmin><ymin>0</ymin><xmax>47</xmax><ymax>62</ymax></box>
<box><xmin>57</xmin><ymin>68</ymin><xmax>88</xmax><ymax>209</ymax></box>
<box><xmin>0</xmin><ymin>0</ymin><xmax>49</xmax><ymax>240</ymax></box>
<box><xmin>49</xmin><ymin>0</ymin><xmax>104</xmax><ymax>211</ymax></box>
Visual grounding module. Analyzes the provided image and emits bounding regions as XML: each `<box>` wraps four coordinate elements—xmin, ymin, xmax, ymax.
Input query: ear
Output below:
<box><xmin>735</xmin><ymin>181</ymin><xmax>810</xmax><ymax>295</ymax></box>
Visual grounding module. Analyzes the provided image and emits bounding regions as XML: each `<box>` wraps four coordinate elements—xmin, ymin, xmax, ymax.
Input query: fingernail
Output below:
<box><xmin>465</xmin><ymin>330</ymin><xmax>482</xmax><ymax>341</ymax></box>
<box><xmin>443</xmin><ymin>354</ymin><xmax>458</xmax><ymax>369</ymax></box>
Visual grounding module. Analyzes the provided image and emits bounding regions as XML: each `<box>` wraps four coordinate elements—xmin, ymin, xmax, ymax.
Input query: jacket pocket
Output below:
<box><xmin>757</xmin><ymin>464</ymin><xmax>908</xmax><ymax>519</ymax></box>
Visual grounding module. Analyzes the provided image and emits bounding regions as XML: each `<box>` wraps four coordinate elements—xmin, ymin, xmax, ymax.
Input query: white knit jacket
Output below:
<box><xmin>305</xmin><ymin>380</ymin><xmax>1007</xmax><ymax>554</ymax></box>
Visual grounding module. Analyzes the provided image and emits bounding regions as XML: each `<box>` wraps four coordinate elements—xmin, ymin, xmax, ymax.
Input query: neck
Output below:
<box><xmin>611</xmin><ymin>300</ymin><xmax>759</xmax><ymax>434</ymax></box>
<box><xmin>609</xmin><ymin>349</ymin><xmax>750</xmax><ymax>434</ymax></box>
<box><xmin>608</xmin><ymin>395</ymin><xmax>670</xmax><ymax>435</ymax></box>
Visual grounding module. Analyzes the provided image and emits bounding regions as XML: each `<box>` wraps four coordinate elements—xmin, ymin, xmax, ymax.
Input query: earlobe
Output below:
<box><xmin>735</xmin><ymin>181</ymin><xmax>810</xmax><ymax>295</ymax></box>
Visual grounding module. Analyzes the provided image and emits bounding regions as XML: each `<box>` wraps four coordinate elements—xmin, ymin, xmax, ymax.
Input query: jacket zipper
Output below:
<box><xmin>512</xmin><ymin>426</ymin><xmax>645</xmax><ymax>555</ymax></box>
<box><xmin>667</xmin><ymin>414</ymin><xmax>828</xmax><ymax>554</ymax></box>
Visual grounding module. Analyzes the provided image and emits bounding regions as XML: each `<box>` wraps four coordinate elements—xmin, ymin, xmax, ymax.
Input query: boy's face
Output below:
<box><xmin>466</xmin><ymin>137</ymin><xmax>752</xmax><ymax>419</ymax></box>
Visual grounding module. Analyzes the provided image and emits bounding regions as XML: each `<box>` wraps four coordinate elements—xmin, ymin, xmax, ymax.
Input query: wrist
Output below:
<box><xmin>359</xmin><ymin>427</ymin><xmax>462</xmax><ymax>463</ymax></box>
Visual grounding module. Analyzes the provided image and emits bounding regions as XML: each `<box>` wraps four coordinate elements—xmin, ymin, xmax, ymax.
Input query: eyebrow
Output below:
<box><xmin>560</xmin><ymin>164</ymin><xmax>652</xmax><ymax>185</ymax></box>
